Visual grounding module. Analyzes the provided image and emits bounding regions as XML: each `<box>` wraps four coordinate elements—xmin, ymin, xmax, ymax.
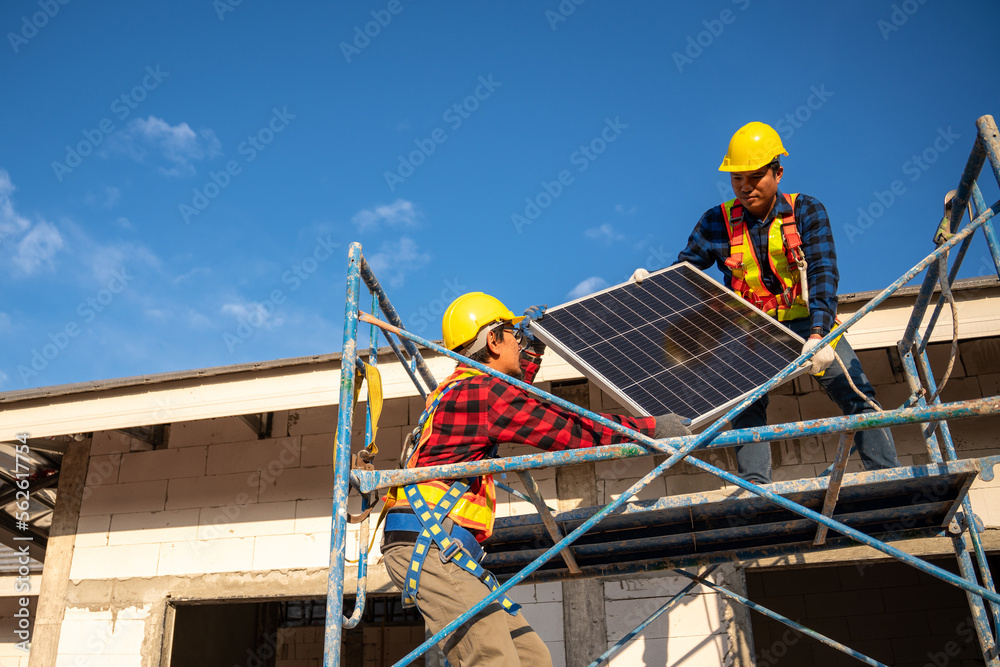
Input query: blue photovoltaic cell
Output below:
<box><xmin>528</xmin><ymin>263</ymin><xmax>804</xmax><ymax>426</ymax></box>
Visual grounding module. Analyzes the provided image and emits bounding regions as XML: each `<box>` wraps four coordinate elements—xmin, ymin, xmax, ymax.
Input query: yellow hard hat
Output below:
<box><xmin>719</xmin><ymin>122</ymin><xmax>789</xmax><ymax>172</ymax></box>
<box><xmin>442</xmin><ymin>292</ymin><xmax>524</xmax><ymax>352</ymax></box>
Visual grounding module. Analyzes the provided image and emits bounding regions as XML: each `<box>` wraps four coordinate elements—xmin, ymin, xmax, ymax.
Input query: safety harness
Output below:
<box><xmin>383</xmin><ymin>368</ymin><xmax>520</xmax><ymax>615</ymax></box>
<box><xmin>722</xmin><ymin>192</ymin><xmax>810</xmax><ymax>321</ymax></box>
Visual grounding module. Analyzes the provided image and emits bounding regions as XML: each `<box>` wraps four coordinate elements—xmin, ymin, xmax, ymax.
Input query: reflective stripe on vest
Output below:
<box><xmin>722</xmin><ymin>193</ymin><xmax>810</xmax><ymax>322</ymax></box>
<box><xmin>384</xmin><ymin>367</ymin><xmax>498</xmax><ymax>538</ymax></box>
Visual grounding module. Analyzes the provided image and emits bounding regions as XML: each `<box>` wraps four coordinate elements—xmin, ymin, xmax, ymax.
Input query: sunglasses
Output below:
<box><xmin>497</xmin><ymin>325</ymin><xmax>528</xmax><ymax>348</ymax></box>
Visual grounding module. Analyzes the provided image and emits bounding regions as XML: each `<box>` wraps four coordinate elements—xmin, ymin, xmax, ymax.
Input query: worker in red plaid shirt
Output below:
<box><xmin>381</xmin><ymin>292</ymin><xmax>691</xmax><ymax>666</ymax></box>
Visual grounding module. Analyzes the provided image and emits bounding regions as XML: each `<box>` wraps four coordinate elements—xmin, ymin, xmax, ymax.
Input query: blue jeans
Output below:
<box><xmin>734</xmin><ymin>318</ymin><xmax>901</xmax><ymax>483</ymax></box>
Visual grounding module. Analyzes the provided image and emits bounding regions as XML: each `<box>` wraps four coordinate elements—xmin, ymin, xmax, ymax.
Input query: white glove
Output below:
<box><xmin>801</xmin><ymin>338</ymin><xmax>835</xmax><ymax>375</ymax></box>
<box><xmin>630</xmin><ymin>268</ymin><xmax>650</xmax><ymax>284</ymax></box>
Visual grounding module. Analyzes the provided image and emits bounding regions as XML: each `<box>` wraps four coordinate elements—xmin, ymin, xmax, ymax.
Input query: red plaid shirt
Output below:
<box><xmin>413</xmin><ymin>352</ymin><xmax>657</xmax><ymax>499</ymax></box>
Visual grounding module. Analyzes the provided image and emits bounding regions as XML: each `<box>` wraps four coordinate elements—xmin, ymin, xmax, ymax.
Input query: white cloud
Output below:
<box><xmin>366</xmin><ymin>236</ymin><xmax>429</xmax><ymax>288</ymax></box>
<box><xmin>221</xmin><ymin>301</ymin><xmax>285</xmax><ymax>329</ymax></box>
<box><xmin>107</xmin><ymin>116</ymin><xmax>221</xmax><ymax>176</ymax></box>
<box><xmin>0</xmin><ymin>171</ymin><xmax>65</xmax><ymax>277</ymax></box>
<box><xmin>615</xmin><ymin>204</ymin><xmax>637</xmax><ymax>215</ymax></box>
<box><xmin>352</xmin><ymin>199</ymin><xmax>419</xmax><ymax>231</ymax></box>
<box><xmin>13</xmin><ymin>221</ymin><xmax>64</xmax><ymax>275</ymax></box>
<box><xmin>0</xmin><ymin>312</ymin><xmax>11</xmax><ymax>333</ymax></box>
<box><xmin>0</xmin><ymin>369</ymin><xmax>8</xmax><ymax>388</ymax></box>
<box><xmin>85</xmin><ymin>240</ymin><xmax>160</xmax><ymax>285</ymax></box>
<box><xmin>173</xmin><ymin>267</ymin><xmax>212</xmax><ymax>285</ymax></box>
<box><xmin>584</xmin><ymin>223</ymin><xmax>625</xmax><ymax>243</ymax></box>
<box><xmin>567</xmin><ymin>276</ymin><xmax>609</xmax><ymax>300</ymax></box>
<box><xmin>0</xmin><ymin>170</ymin><xmax>31</xmax><ymax>242</ymax></box>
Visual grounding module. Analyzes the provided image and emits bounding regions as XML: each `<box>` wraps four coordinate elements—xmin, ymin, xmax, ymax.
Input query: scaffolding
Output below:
<box><xmin>324</xmin><ymin>114</ymin><xmax>1000</xmax><ymax>666</ymax></box>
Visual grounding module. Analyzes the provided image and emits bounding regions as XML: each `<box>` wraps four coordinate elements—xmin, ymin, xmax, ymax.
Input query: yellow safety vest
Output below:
<box><xmin>384</xmin><ymin>367</ymin><xmax>497</xmax><ymax>539</ymax></box>
<box><xmin>722</xmin><ymin>193</ymin><xmax>810</xmax><ymax>322</ymax></box>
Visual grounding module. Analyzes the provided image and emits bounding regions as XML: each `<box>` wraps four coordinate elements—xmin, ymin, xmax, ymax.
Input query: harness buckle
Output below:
<box><xmin>439</xmin><ymin>540</ymin><xmax>462</xmax><ymax>563</ymax></box>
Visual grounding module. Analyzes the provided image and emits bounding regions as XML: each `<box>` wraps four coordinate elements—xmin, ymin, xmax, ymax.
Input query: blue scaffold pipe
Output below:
<box><xmin>976</xmin><ymin>115</ymin><xmax>1000</xmax><ymax>191</ymax></box>
<box><xmin>358</xmin><ymin>255</ymin><xmax>438</xmax><ymax>393</ymax></box>
<box><xmin>672</xmin><ymin>570</ymin><xmax>890</xmax><ymax>667</ymax></box>
<box><xmin>341</xmin><ymin>295</ymin><xmax>380</xmax><ymax>630</ymax></box>
<box><xmin>379</xmin><ymin>328</ymin><xmax>428</xmax><ymax>400</ymax></box>
<box><xmin>352</xmin><ymin>397</ymin><xmax>1000</xmax><ymax>493</ymax></box>
<box><xmin>915</xmin><ymin>318</ymin><xmax>1000</xmax><ymax>646</ymax></box>
<box><xmin>325</xmin><ymin>243</ymin><xmax>363</xmax><ymax>666</ymax></box>
<box><xmin>587</xmin><ymin>565</ymin><xmax>720</xmax><ymax>667</ymax></box>
<box><xmin>366</xmin><ymin>318</ymin><xmax>1000</xmax><ymax>666</ymax></box>
<box><xmin>951</xmin><ymin>531</ymin><xmax>999</xmax><ymax>662</ymax></box>
<box><xmin>919</xmin><ymin>234</ymin><xmax>973</xmax><ymax>355</ymax></box>
<box><xmin>972</xmin><ymin>181</ymin><xmax>1000</xmax><ymax>280</ymax></box>
<box><xmin>899</xmin><ymin>260</ymin><xmax>943</xmax><ymax>354</ymax></box>
<box><xmin>341</xmin><ymin>494</ymin><xmax>371</xmax><ymax>630</ymax></box>
<box><xmin>947</xmin><ymin>117</ymin><xmax>988</xmax><ymax>236</ymax></box>
<box><xmin>496</xmin><ymin>481</ymin><xmax>557</xmax><ymax>511</ymax></box>
<box><xmin>898</xmin><ymin>346</ymin><xmax>946</xmax><ymax>464</ymax></box>
<box><xmin>913</xmin><ymin>332</ymin><xmax>954</xmax><ymax>461</ymax></box>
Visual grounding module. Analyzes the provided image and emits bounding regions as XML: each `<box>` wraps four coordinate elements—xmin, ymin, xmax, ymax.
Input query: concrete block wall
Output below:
<box><xmin>603</xmin><ymin>572</ymin><xmax>731</xmax><ymax>666</ymax></box>
<box><xmin>55</xmin><ymin>604</ymin><xmax>151</xmax><ymax>667</ymax></box>
<box><xmin>275</xmin><ymin>625</ymin><xmax>322</xmax><ymax>667</ymax></box>
<box><xmin>746</xmin><ymin>561</ymin><xmax>988</xmax><ymax>666</ymax></box>
<box><xmin>508</xmin><ymin>582</ymin><xmax>565</xmax><ymax>666</ymax></box>
<box><xmin>72</xmin><ymin>405</ymin><xmax>385</xmax><ymax>582</ymax></box>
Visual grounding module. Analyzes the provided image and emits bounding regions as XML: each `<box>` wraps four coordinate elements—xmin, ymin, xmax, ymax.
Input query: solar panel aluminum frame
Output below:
<box><xmin>527</xmin><ymin>263</ymin><xmax>807</xmax><ymax>429</ymax></box>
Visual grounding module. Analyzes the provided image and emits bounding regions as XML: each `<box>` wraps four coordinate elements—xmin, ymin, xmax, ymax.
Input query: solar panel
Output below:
<box><xmin>528</xmin><ymin>263</ymin><xmax>805</xmax><ymax>428</ymax></box>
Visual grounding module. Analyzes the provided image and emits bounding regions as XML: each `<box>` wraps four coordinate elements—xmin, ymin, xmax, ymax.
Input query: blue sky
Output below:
<box><xmin>1</xmin><ymin>0</ymin><xmax>999</xmax><ymax>390</ymax></box>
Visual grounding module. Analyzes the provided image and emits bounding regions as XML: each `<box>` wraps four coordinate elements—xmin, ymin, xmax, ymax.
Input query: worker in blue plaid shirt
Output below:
<box><xmin>634</xmin><ymin>122</ymin><xmax>899</xmax><ymax>483</ymax></box>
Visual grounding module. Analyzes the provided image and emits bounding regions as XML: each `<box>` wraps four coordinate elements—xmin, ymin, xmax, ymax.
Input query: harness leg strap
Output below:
<box><xmin>400</xmin><ymin>482</ymin><xmax>521</xmax><ymax>615</ymax></box>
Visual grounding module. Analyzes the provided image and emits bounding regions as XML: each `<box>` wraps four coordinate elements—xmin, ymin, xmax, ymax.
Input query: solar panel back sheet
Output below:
<box><xmin>528</xmin><ymin>263</ymin><xmax>805</xmax><ymax>428</ymax></box>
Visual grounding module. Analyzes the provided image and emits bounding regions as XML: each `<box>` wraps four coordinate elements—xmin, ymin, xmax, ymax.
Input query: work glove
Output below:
<box><xmin>801</xmin><ymin>337</ymin><xmax>836</xmax><ymax>375</ymax></box>
<box><xmin>523</xmin><ymin>304</ymin><xmax>547</xmax><ymax>321</ymax></box>
<box><xmin>521</xmin><ymin>305</ymin><xmax>548</xmax><ymax>357</ymax></box>
<box><xmin>630</xmin><ymin>268</ymin><xmax>650</xmax><ymax>284</ymax></box>
<box><xmin>653</xmin><ymin>413</ymin><xmax>692</xmax><ymax>439</ymax></box>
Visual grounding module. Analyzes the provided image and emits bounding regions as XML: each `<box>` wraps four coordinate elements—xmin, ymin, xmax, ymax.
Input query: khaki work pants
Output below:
<box><xmin>383</xmin><ymin>544</ymin><xmax>552</xmax><ymax>667</ymax></box>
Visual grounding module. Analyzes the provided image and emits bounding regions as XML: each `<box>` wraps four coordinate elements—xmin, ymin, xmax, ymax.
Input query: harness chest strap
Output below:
<box><xmin>722</xmin><ymin>193</ymin><xmax>809</xmax><ymax>321</ymax></box>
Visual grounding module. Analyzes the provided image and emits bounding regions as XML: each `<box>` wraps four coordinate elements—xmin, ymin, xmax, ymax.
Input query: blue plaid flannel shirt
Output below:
<box><xmin>676</xmin><ymin>190</ymin><xmax>840</xmax><ymax>335</ymax></box>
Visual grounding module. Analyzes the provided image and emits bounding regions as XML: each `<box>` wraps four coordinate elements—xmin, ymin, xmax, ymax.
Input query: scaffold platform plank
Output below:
<box><xmin>483</xmin><ymin>456</ymin><xmax>998</xmax><ymax>583</ymax></box>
